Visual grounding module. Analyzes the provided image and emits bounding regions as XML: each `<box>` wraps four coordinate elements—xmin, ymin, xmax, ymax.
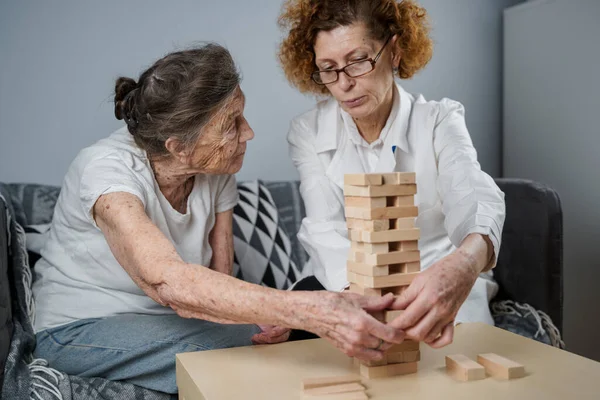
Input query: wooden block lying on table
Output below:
<box><xmin>348</xmin><ymin>271</ymin><xmax>419</xmax><ymax>289</ymax></box>
<box><xmin>302</xmin><ymin>391</ymin><xmax>368</xmax><ymax>400</ymax></box>
<box><xmin>344</xmin><ymin>174</ymin><xmax>383</xmax><ymax>186</ymax></box>
<box><xmin>347</xmin><ymin>261</ymin><xmax>389</xmax><ymax>277</ymax></box>
<box><xmin>360</xmin><ymin>362</ymin><xmax>418</xmax><ymax>379</ymax></box>
<box><xmin>302</xmin><ymin>374</ymin><xmax>362</xmax><ymax>390</ymax></box>
<box><xmin>349</xmin><ymin>228</ymin><xmax>420</xmax><ymax>244</ymax></box>
<box><xmin>477</xmin><ymin>353</ymin><xmax>525</xmax><ymax>380</ymax></box>
<box><xmin>445</xmin><ymin>354</ymin><xmax>486</xmax><ymax>382</ymax></box>
<box><xmin>349</xmin><ymin>249</ymin><xmax>420</xmax><ymax>266</ymax></box>
<box><xmin>303</xmin><ymin>382</ymin><xmax>365</xmax><ymax>396</ymax></box>
<box><xmin>345</xmin><ymin>206</ymin><xmax>418</xmax><ymax>220</ymax></box>
<box><xmin>351</xmin><ymin>242</ymin><xmax>389</xmax><ymax>254</ymax></box>
<box><xmin>344</xmin><ymin>196</ymin><xmax>387</xmax><ymax>208</ymax></box>
<box><xmin>347</xmin><ymin>284</ymin><xmax>407</xmax><ymax>297</ymax></box>
<box><xmin>344</xmin><ymin>184</ymin><xmax>417</xmax><ymax>198</ymax></box>
<box><xmin>346</xmin><ymin>218</ymin><xmax>389</xmax><ymax>232</ymax></box>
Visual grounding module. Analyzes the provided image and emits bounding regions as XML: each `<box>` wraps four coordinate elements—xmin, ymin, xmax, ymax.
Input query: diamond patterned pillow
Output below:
<box><xmin>232</xmin><ymin>181</ymin><xmax>303</xmax><ymax>289</ymax></box>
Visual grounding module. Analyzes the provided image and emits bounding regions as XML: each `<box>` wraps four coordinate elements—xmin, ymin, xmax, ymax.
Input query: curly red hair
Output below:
<box><xmin>278</xmin><ymin>0</ymin><xmax>433</xmax><ymax>95</ymax></box>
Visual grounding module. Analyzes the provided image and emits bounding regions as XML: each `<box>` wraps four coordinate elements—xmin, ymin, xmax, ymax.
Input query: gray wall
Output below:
<box><xmin>0</xmin><ymin>0</ymin><xmax>521</xmax><ymax>185</ymax></box>
<box><xmin>504</xmin><ymin>0</ymin><xmax>600</xmax><ymax>361</ymax></box>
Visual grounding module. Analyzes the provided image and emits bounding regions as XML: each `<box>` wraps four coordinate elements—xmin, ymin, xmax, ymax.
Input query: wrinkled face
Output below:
<box><xmin>185</xmin><ymin>87</ymin><xmax>254</xmax><ymax>175</ymax></box>
<box><xmin>313</xmin><ymin>23</ymin><xmax>396</xmax><ymax>119</ymax></box>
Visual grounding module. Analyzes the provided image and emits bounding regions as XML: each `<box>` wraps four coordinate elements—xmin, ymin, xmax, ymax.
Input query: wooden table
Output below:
<box><xmin>176</xmin><ymin>322</ymin><xmax>600</xmax><ymax>399</ymax></box>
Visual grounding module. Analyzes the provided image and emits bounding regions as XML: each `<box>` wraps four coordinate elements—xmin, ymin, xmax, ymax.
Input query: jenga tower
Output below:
<box><xmin>343</xmin><ymin>172</ymin><xmax>421</xmax><ymax>379</ymax></box>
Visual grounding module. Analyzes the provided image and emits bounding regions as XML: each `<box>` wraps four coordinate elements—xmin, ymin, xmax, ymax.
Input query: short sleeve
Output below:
<box><xmin>79</xmin><ymin>155</ymin><xmax>147</xmax><ymax>226</ymax></box>
<box><xmin>215</xmin><ymin>174</ymin><xmax>238</xmax><ymax>213</ymax></box>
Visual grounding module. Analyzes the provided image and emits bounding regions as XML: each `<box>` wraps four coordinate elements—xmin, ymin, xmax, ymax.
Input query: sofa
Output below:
<box><xmin>0</xmin><ymin>178</ymin><xmax>563</xmax><ymax>399</ymax></box>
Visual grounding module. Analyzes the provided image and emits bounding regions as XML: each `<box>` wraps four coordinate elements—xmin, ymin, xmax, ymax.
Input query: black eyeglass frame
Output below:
<box><xmin>311</xmin><ymin>35</ymin><xmax>393</xmax><ymax>85</ymax></box>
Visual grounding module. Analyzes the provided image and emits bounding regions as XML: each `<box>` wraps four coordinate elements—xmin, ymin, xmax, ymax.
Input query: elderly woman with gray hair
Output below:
<box><xmin>31</xmin><ymin>44</ymin><xmax>406</xmax><ymax>394</ymax></box>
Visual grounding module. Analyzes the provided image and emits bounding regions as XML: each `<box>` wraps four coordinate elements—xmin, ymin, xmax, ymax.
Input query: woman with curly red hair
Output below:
<box><xmin>280</xmin><ymin>0</ymin><xmax>506</xmax><ymax>348</ymax></box>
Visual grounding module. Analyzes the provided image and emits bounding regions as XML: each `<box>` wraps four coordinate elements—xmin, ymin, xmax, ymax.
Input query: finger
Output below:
<box><xmin>252</xmin><ymin>329</ymin><xmax>291</xmax><ymax>345</ymax></box>
<box><xmin>389</xmin><ymin>281</ymin><xmax>419</xmax><ymax>311</ymax></box>
<box><xmin>404</xmin><ymin>308</ymin><xmax>441</xmax><ymax>341</ymax></box>
<box><xmin>424</xmin><ymin>317</ymin><xmax>453</xmax><ymax>344</ymax></box>
<box><xmin>353</xmin><ymin>347</ymin><xmax>386</xmax><ymax>362</ymax></box>
<box><xmin>428</xmin><ymin>322</ymin><xmax>454</xmax><ymax>349</ymax></box>
<box><xmin>332</xmin><ymin>329</ymin><xmax>386</xmax><ymax>362</ymax></box>
<box><xmin>364</xmin><ymin>316</ymin><xmax>405</xmax><ymax>344</ymax></box>
<box><xmin>358</xmin><ymin>292</ymin><xmax>395</xmax><ymax>312</ymax></box>
<box><xmin>266</xmin><ymin>326</ymin><xmax>291</xmax><ymax>337</ymax></box>
<box><xmin>388</xmin><ymin>293</ymin><xmax>430</xmax><ymax>330</ymax></box>
<box><xmin>251</xmin><ymin>333</ymin><xmax>269</xmax><ymax>344</ymax></box>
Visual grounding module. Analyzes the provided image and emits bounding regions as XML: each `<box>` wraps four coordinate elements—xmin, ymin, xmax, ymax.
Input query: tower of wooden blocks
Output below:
<box><xmin>343</xmin><ymin>172</ymin><xmax>421</xmax><ymax>379</ymax></box>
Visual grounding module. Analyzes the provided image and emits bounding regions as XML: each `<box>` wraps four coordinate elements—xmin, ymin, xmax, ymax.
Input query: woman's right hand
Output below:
<box><xmin>301</xmin><ymin>292</ymin><xmax>405</xmax><ymax>361</ymax></box>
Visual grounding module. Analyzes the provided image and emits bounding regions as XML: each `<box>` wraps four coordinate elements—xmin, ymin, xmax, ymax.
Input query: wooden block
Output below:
<box><xmin>356</xmin><ymin>356</ymin><xmax>388</xmax><ymax>367</ymax></box>
<box><xmin>385</xmin><ymin>352</ymin><xmax>404</xmax><ymax>364</ymax></box>
<box><xmin>347</xmin><ymin>261</ymin><xmax>389</xmax><ymax>277</ymax></box>
<box><xmin>384</xmin><ymin>310</ymin><xmax>404</xmax><ymax>323</ymax></box>
<box><xmin>359</xmin><ymin>362</ymin><xmax>417</xmax><ymax>379</ymax></box>
<box><xmin>348</xmin><ymin>284</ymin><xmax>406</xmax><ymax>297</ymax></box>
<box><xmin>346</xmin><ymin>218</ymin><xmax>389</xmax><ymax>232</ymax></box>
<box><xmin>383</xmin><ymin>350</ymin><xmax>420</xmax><ymax>364</ymax></box>
<box><xmin>348</xmin><ymin>271</ymin><xmax>419</xmax><ymax>289</ymax></box>
<box><xmin>369</xmin><ymin>310</ymin><xmax>386</xmax><ymax>322</ymax></box>
<box><xmin>344</xmin><ymin>173</ymin><xmax>383</xmax><ymax>186</ymax></box>
<box><xmin>389</xmin><ymin>261</ymin><xmax>420</xmax><ymax>274</ymax></box>
<box><xmin>400</xmin><ymin>241</ymin><xmax>419</xmax><ymax>251</ymax></box>
<box><xmin>380</xmin><ymin>172</ymin><xmax>416</xmax><ymax>185</ymax></box>
<box><xmin>477</xmin><ymin>353</ymin><xmax>525</xmax><ymax>380</ymax></box>
<box><xmin>302</xmin><ymin>391</ymin><xmax>368</xmax><ymax>400</ymax></box>
<box><xmin>401</xmin><ymin>350</ymin><xmax>421</xmax><ymax>363</ymax></box>
<box><xmin>349</xmin><ymin>250</ymin><xmax>420</xmax><ymax>266</ymax></box>
<box><xmin>302</xmin><ymin>374</ymin><xmax>362</xmax><ymax>390</ymax></box>
<box><xmin>345</xmin><ymin>206</ymin><xmax>418</xmax><ymax>220</ymax></box>
<box><xmin>350</xmin><ymin>242</ymin><xmax>389</xmax><ymax>254</ymax></box>
<box><xmin>387</xmin><ymin>195</ymin><xmax>415</xmax><ymax>207</ymax></box>
<box><xmin>388</xmin><ymin>217</ymin><xmax>416</xmax><ymax>230</ymax></box>
<box><xmin>344</xmin><ymin>184</ymin><xmax>417</xmax><ymax>198</ymax></box>
<box><xmin>445</xmin><ymin>354</ymin><xmax>486</xmax><ymax>382</ymax></box>
<box><xmin>303</xmin><ymin>382</ymin><xmax>365</xmax><ymax>396</ymax></box>
<box><xmin>387</xmin><ymin>340</ymin><xmax>420</xmax><ymax>353</ymax></box>
<box><xmin>349</xmin><ymin>228</ymin><xmax>420</xmax><ymax>244</ymax></box>
<box><xmin>344</xmin><ymin>196</ymin><xmax>386</xmax><ymax>208</ymax></box>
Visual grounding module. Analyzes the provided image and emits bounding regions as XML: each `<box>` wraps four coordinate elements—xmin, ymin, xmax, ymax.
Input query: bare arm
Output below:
<box><xmin>93</xmin><ymin>192</ymin><xmax>299</xmax><ymax>326</ymax></box>
<box><xmin>209</xmin><ymin>209</ymin><xmax>234</xmax><ymax>276</ymax></box>
<box><xmin>93</xmin><ymin>191</ymin><xmax>405</xmax><ymax>360</ymax></box>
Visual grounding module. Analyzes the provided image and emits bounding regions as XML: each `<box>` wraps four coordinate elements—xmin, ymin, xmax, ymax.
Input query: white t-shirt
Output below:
<box><xmin>32</xmin><ymin>127</ymin><xmax>238</xmax><ymax>332</ymax></box>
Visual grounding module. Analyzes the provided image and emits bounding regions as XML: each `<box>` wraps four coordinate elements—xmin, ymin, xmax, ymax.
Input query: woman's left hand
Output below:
<box><xmin>387</xmin><ymin>251</ymin><xmax>480</xmax><ymax>348</ymax></box>
<box><xmin>251</xmin><ymin>325</ymin><xmax>291</xmax><ymax>345</ymax></box>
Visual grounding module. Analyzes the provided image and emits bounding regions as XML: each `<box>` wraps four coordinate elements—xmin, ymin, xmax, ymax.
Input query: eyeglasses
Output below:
<box><xmin>311</xmin><ymin>35</ymin><xmax>392</xmax><ymax>85</ymax></box>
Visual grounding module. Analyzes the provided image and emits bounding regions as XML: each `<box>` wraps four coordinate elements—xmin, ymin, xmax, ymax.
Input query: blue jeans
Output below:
<box><xmin>34</xmin><ymin>313</ymin><xmax>261</xmax><ymax>394</ymax></box>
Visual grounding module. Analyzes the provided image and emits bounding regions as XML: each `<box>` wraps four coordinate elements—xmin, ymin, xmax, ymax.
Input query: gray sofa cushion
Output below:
<box><xmin>493</xmin><ymin>178</ymin><xmax>563</xmax><ymax>331</ymax></box>
<box><xmin>0</xmin><ymin>196</ymin><xmax>13</xmax><ymax>393</ymax></box>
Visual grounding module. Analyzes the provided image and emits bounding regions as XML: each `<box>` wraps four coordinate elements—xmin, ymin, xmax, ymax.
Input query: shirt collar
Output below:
<box><xmin>315</xmin><ymin>82</ymin><xmax>411</xmax><ymax>154</ymax></box>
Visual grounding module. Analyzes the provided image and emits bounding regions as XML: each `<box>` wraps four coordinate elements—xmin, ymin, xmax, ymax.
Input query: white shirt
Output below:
<box><xmin>287</xmin><ymin>83</ymin><xmax>505</xmax><ymax>325</ymax></box>
<box><xmin>32</xmin><ymin>127</ymin><xmax>238</xmax><ymax>332</ymax></box>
